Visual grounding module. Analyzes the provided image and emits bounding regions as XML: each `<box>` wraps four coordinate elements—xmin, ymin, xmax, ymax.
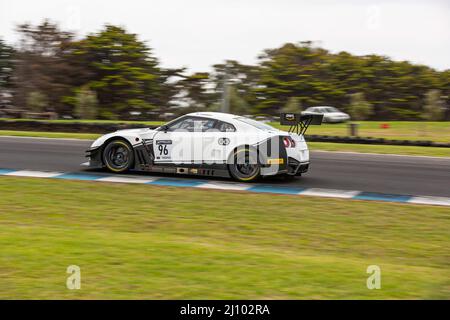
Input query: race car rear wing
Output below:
<box><xmin>280</xmin><ymin>113</ymin><xmax>323</xmax><ymax>135</ymax></box>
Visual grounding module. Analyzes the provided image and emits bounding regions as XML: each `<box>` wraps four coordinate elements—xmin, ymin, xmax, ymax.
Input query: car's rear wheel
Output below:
<box><xmin>102</xmin><ymin>139</ymin><xmax>134</xmax><ymax>173</ymax></box>
<box><xmin>228</xmin><ymin>147</ymin><xmax>260</xmax><ymax>182</ymax></box>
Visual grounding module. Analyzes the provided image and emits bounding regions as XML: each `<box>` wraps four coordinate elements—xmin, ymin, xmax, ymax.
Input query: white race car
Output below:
<box><xmin>86</xmin><ymin>112</ymin><xmax>322</xmax><ymax>182</ymax></box>
<box><xmin>303</xmin><ymin>106</ymin><xmax>350</xmax><ymax>123</ymax></box>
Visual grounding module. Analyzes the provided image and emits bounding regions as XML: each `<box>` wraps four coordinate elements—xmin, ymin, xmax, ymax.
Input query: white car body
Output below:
<box><xmin>86</xmin><ymin>112</ymin><xmax>321</xmax><ymax>181</ymax></box>
<box><xmin>304</xmin><ymin>106</ymin><xmax>350</xmax><ymax>123</ymax></box>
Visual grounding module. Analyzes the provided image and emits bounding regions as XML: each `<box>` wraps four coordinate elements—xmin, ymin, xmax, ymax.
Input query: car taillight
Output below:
<box><xmin>290</xmin><ymin>138</ymin><xmax>296</xmax><ymax>148</ymax></box>
<box><xmin>283</xmin><ymin>137</ymin><xmax>296</xmax><ymax>148</ymax></box>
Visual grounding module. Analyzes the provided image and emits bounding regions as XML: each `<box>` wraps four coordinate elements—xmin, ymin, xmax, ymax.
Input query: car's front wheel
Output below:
<box><xmin>102</xmin><ymin>139</ymin><xmax>134</xmax><ymax>173</ymax></box>
<box><xmin>228</xmin><ymin>147</ymin><xmax>260</xmax><ymax>182</ymax></box>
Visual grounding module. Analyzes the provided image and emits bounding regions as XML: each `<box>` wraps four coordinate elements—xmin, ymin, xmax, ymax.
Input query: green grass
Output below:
<box><xmin>0</xmin><ymin>177</ymin><xmax>449</xmax><ymax>299</ymax></box>
<box><xmin>308</xmin><ymin>142</ymin><xmax>450</xmax><ymax>157</ymax></box>
<box><xmin>272</xmin><ymin>121</ymin><xmax>450</xmax><ymax>143</ymax></box>
<box><xmin>2</xmin><ymin>118</ymin><xmax>449</xmax><ymax>142</ymax></box>
<box><xmin>0</xmin><ymin>130</ymin><xmax>101</xmax><ymax>140</ymax></box>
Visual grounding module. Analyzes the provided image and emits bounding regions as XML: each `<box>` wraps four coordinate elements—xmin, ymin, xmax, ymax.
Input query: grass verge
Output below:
<box><xmin>308</xmin><ymin>142</ymin><xmax>450</xmax><ymax>157</ymax></box>
<box><xmin>272</xmin><ymin>121</ymin><xmax>450</xmax><ymax>143</ymax></box>
<box><xmin>0</xmin><ymin>177</ymin><xmax>449</xmax><ymax>299</ymax></box>
<box><xmin>2</xmin><ymin>119</ymin><xmax>449</xmax><ymax>142</ymax></box>
<box><xmin>0</xmin><ymin>130</ymin><xmax>101</xmax><ymax>140</ymax></box>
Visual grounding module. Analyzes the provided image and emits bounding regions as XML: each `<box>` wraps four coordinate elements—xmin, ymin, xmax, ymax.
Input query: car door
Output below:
<box><xmin>201</xmin><ymin>120</ymin><xmax>237</xmax><ymax>164</ymax></box>
<box><xmin>152</xmin><ymin>116</ymin><xmax>217</xmax><ymax>164</ymax></box>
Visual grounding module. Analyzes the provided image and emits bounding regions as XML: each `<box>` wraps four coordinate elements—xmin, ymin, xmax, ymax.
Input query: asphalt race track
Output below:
<box><xmin>0</xmin><ymin>136</ymin><xmax>449</xmax><ymax>197</ymax></box>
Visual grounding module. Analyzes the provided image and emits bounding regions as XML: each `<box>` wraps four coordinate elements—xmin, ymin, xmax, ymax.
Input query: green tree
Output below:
<box><xmin>229</xmin><ymin>86</ymin><xmax>249</xmax><ymax>115</ymax></box>
<box><xmin>282</xmin><ymin>97</ymin><xmax>302</xmax><ymax>113</ymax></box>
<box><xmin>356</xmin><ymin>56</ymin><xmax>438</xmax><ymax>120</ymax></box>
<box><xmin>256</xmin><ymin>42</ymin><xmax>335</xmax><ymax>115</ymax></box>
<box><xmin>0</xmin><ymin>39</ymin><xmax>14</xmax><ymax>109</ymax></box>
<box><xmin>74</xmin><ymin>86</ymin><xmax>98</xmax><ymax>119</ymax></box>
<box><xmin>212</xmin><ymin>60</ymin><xmax>260</xmax><ymax>114</ymax></box>
<box><xmin>0</xmin><ymin>39</ymin><xmax>14</xmax><ymax>89</ymax></box>
<box><xmin>174</xmin><ymin>72</ymin><xmax>217</xmax><ymax>113</ymax></box>
<box><xmin>254</xmin><ymin>41</ymin><xmax>443</xmax><ymax>119</ymax></box>
<box><xmin>26</xmin><ymin>91</ymin><xmax>48</xmax><ymax>112</ymax></box>
<box><xmin>438</xmin><ymin>70</ymin><xmax>450</xmax><ymax>120</ymax></box>
<box><xmin>73</xmin><ymin>25</ymin><xmax>168</xmax><ymax>119</ymax></box>
<box><xmin>348</xmin><ymin>92</ymin><xmax>373</xmax><ymax>120</ymax></box>
<box><xmin>423</xmin><ymin>89</ymin><xmax>444</xmax><ymax>121</ymax></box>
<box><xmin>13</xmin><ymin>20</ymin><xmax>83</xmax><ymax>114</ymax></box>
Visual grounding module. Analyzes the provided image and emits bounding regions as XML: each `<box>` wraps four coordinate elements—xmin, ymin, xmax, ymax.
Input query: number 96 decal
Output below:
<box><xmin>155</xmin><ymin>140</ymin><xmax>172</xmax><ymax>159</ymax></box>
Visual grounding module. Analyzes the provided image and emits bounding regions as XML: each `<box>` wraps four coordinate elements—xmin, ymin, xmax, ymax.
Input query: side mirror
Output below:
<box><xmin>161</xmin><ymin>125</ymin><xmax>169</xmax><ymax>132</ymax></box>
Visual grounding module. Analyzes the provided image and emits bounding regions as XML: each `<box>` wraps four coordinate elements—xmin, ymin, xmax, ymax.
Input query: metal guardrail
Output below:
<box><xmin>305</xmin><ymin>134</ymin><xmax>450</xmax><ymax>148</ymax></box>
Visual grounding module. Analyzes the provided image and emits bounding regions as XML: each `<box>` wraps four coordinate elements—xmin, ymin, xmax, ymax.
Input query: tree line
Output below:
<box><xmin>0</xmin><ymin>20</ymin><xmax>448</xmax><ymax>120</ymax></box>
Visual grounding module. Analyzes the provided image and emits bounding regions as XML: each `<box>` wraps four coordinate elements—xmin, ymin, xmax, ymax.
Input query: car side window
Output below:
<box><xmin>217</xmin><ymin>121</ymin><xmax>236</xmax><ymax>132</ymax></box>
<box><xmin>167</xmin><ymin>117</ymin><xmax>216</xmax><ymax>132</ymax></box>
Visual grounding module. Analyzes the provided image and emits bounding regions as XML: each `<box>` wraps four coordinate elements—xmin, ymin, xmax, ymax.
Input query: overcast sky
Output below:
<box><xmin>1</xmin><ymin>0</ymin><xmax>449</xmax><ymax>72</ymax></box>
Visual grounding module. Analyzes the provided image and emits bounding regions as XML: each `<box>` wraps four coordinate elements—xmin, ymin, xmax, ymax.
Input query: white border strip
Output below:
<box><xmin>4</xmin><ymin>170</ymin><xmax>63</xmax><ymax>178</ymax></box>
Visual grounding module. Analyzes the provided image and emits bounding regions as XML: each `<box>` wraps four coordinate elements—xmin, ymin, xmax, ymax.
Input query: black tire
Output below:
<box><xmin>102</xmin><ymin>139</ymin><xmax>134</xmax><ymax>173</ymax></box>
<box><xmin>228</xmin><ymin>147</ymin><xmax>260</xmax><ymax>182</ymax></box>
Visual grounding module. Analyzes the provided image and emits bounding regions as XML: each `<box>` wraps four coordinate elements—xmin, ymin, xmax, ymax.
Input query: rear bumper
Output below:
<box><xmin>287</xmin><ymin>157</ymin><xmax>309</xmax><ymax>175</ymax></box>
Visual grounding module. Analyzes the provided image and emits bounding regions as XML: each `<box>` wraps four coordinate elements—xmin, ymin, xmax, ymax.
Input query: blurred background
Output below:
<box><xmin>0</xmin><ymin>0</ymin><xmax>449</xmax><ymax>122</ymax></box>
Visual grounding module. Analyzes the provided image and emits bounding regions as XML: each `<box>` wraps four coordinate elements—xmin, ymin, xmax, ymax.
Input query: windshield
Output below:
<box><xmin>323</xmin><ymin>107</ymin><xmax>339</xmax><ymax>113</ymax></box>
<box><xmin>236</xmin><ymin>117</ymin><xmax>278</xmax><ymax>131</ymax></box>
